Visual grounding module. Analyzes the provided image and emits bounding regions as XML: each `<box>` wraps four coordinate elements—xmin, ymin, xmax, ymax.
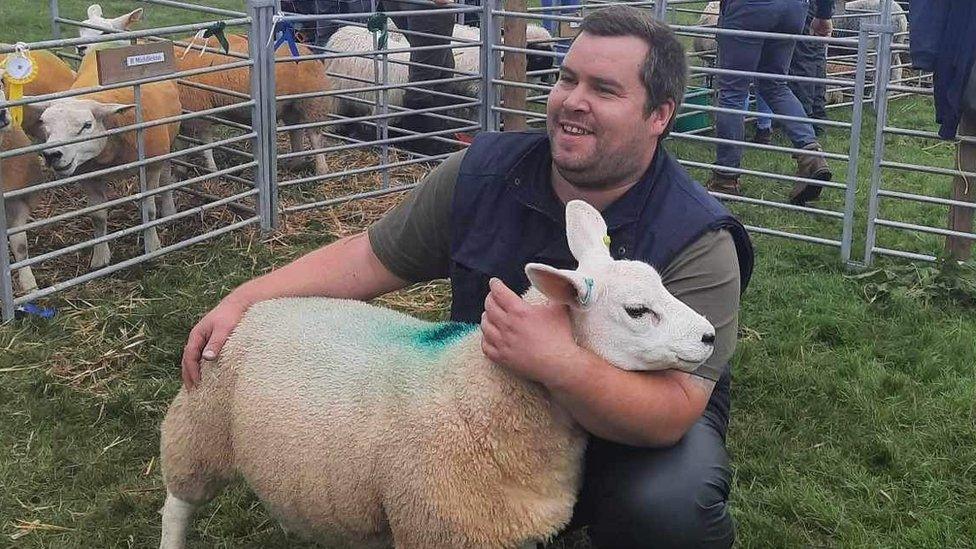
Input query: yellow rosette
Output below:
<box><xmin>1</xmin><ymin>43</ymin><xmax>39</xmax><ymax>128</ymax></box>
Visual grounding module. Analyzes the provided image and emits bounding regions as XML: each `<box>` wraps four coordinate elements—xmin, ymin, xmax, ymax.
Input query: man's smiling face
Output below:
<box><xmin>546</xmin><ymin>32</ymin><xmax>672</xmax><ymax>190</ymax></box>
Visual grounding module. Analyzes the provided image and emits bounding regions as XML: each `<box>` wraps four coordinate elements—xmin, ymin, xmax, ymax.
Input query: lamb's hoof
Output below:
<box><xmin>145</xmin><ymin>230</ymin><xmax>162</xmax><ymax>254</ymax></box>
<box><xmin>90</xmin><ymin>246</ymin><xmax>111</xmax><ymax>270</ymax></box>
<box><xmin>314</xmin><ymin>157</ymin><xmax>330</xmax><ymax>176</ymax></box>
<box><xmin>282</xmin><ymin>157</ymin><xmax>313</xmax><ymax>173</ymax></box>
<box><xmin>18</xmin><ymin>270</ymin><xmax>38</xmax><ymax>294</ymax></box>
<box><xmin>160</xmin><ymin>201</ymin><xmax>178</xmax><ymax>219</ymax></box>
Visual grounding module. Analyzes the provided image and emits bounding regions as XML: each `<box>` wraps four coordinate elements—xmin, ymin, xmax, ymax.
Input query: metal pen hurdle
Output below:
<box><xmin>2</xmin><ymin>0</ymin><xmax>971</xmax><ymax>321</ymax></box>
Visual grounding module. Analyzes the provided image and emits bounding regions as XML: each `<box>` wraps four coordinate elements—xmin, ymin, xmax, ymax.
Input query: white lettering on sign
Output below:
<box><xmin>125</xmin><ymin>52</ymin><xmax>166</xmax><ymax>67</ymax></box>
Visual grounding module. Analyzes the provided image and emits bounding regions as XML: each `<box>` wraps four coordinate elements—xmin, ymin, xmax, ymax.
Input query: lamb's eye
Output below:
<box><xmin>625</xmin><ymin>306</ymin><xmax>651</xmax><ymax>319</ymax></box>
<box><xmin>78</xmin><ymin>121</ymin><xmax>92</xmax><ymax>134</ymax></box>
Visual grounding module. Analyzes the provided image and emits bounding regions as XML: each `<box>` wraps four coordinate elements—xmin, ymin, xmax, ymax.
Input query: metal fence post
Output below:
<box><xmin>654</xmin><ymin>0</ymin><xmax>668</xmax><ymax>21</ymax></box>
<box><xmin>0</xmin><ymin>159</ymin><xmax>14</xmax><ymax>322</ymax></box>
<box><xmin>480</xmin><ymin>0</ymin><xmax>500</xmax><ymax>132</ymax></box>
<box><xmin>862</xmin><ymin>0</ymin><xmax>895</xmax><ymax>266</ymax></box>
<box><xmin>49</xmin><ymin>0</ymin><xmax>62</xmax><ymax>41</ymax></box>
<box><xmin>248</xmin><ymin>0</ymin><xmax>279</xmax><ymax>231</ymax></box>
<box><xmin>840</xmin><ymin>27</ymin><xmax>870</xmax><ymax>265</ymax></box>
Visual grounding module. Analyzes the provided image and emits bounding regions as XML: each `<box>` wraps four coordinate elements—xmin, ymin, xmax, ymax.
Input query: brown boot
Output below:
<box><xmin>790</xmin><ymin>142</ymin><xmax>832</xmax><ymax>206</ymax></box>
<box><xmin>706</xmin><ymin>173</ymin><xmax>742</xmax><ymax>196</ymax></box>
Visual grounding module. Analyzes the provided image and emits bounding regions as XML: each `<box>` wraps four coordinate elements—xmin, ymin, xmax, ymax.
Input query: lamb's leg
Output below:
<box><xmin>143</xmin><ymin>164</ymin><xmax>163</xmax><ymax>254</ymax></box>
<box><xmin>159</xmin><ymin>377</ymin><xmax>235</xmax><ymax>549</ymax></box>
<box><xmin>288</xmin><ymin>128</ymin><xmax>305</xmax><ymax>166</ymax></box>
<box><xmin>199</xmin><ymin>124</ymin><xmax>218</xmax><ymax>173</ymax></box>
<box><xmin>82</xmin><ymin>181</ymin><xmax>111</xmax><ymax>269</ymax></box>
<box><xmin>5</xmin><ymin>198</ymin><xmax>37</xmax><ymax>293</ymax></box>
<box><xmin>159</xmin><ymin>492</ymin><xmax>197</xmax><ymax>549</ymax></box>
<box><xmin>157</xmin><ymin>160</ymin><xmax>177</xmax><ymax>219</ymax></box>
<box><xmin>283</xmin><ymin>102</ymin><xmax>330</xmax><ymax>175</ymax></box>
<box><xmin>302</xmin><ymin>98</ymin><xmax>331</xmax><ymax>176</ymax></box>
<box><xmin>304</xmin><ymin>127</ymin><xmax>329</xmax><ymax>176</ymax></box>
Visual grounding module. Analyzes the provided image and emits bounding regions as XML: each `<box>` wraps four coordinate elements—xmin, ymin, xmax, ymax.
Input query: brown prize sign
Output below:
<box><xmin>95</xmin><ymin>41</ymin><xmax>176</xmax><ymax>86</ymax></box>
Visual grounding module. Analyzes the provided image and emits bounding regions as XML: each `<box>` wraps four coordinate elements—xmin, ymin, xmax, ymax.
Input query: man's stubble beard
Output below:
<box><xmin>552</xmin><ymin>146</ymin><xmax>648</xmax><ymax>190</ymax></box>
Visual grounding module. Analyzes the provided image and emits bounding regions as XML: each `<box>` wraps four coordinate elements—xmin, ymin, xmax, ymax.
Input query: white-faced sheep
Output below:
<box><xmin>158</xmin><ymin>200</ymin><xmax>716</xmax><ymax>549</ymax></box>
<box><xmin>27</xmin><ymin>49</ymin><xmax>181</xmax><ymax>270</ymax></box>
<box><xmin>691</xmin><ymin>1</ymin><xmax>721</xmax><ymax>67</ymax></box>
<box><xmin>325</xmin><ymin>22</ymin><xmax>555</xmax><ymax>121</ymax></box>
<box><xmin>831</xmin><ymin>0</ymin><xmax>909</xmax><ymax>88</ymax></box>
<box><xmin>80</xmin><ymin>5</ymin><xmax>333</xmax><ymax>175</ymax></box>
<box><xmin>1</xmin><ymin>72</ymin><xmax>46</xmax><ymax>293</ymax></box>
<box><xmin>0</xmin><ymin>46</ymin><xmax>77</xmax><ymax>140</ymax></box>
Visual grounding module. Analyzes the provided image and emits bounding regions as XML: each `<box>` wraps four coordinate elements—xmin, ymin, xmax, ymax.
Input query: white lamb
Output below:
<box><xmin>326</xmin><ymin>22</ymin><xmax>555</xmax><ymax>120</ymax></box>
<box><xmin>832</xmin><ymin>0</ymin><xmax>909</xmax><ymax>87</ymax></box>
<box><xmin>691</xmin><ymin>1</ymin><xmax>721</xmax><ymax>66</ymax></box>
<box><xmin>158</xmin><ymin>200</ymin><xmax>716</xmax><ymax>549</ymax></box>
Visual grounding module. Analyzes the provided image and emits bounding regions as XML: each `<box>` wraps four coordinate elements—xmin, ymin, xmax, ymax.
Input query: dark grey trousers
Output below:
<box><xmin>788</xmin><ymin>5</ymin><xmax>828</xmax><ymax>119</ymax></box>
<box><xmin>561</xmin><ymin>367</ymin><xmax>736</xmax><ymax>548</ymax></box>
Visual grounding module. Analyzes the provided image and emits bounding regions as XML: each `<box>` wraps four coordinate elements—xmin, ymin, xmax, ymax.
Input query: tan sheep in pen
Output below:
<box><xmin>157</xmin><ymin>201</ymin><xmax>717</xmax><ymax>549</ymax></box>
<box><xmin>1</xmin><ymin>72</ymin><xmax>46</xmax><ymax>293</ymax></box>
<box><xmin>27</xmin><ymin>47</ymin><xmax>181</xmax><ymax>270</ymax></box>
<box><xmin>81</xmin><ymin>5</ymin><xmax>332</xmax><ymax>175</ymax></box>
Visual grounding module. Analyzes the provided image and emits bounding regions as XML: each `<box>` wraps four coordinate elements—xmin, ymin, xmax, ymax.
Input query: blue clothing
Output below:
<box><xmin>721</xmin><ymin>0</ymin><xmax>833</xmax><ymax>19</ymax></box>
<box><xmin>909</xmin><ymin>0</ymin><xmax>976</xmax><ymax>139</ymax></box>
<box><xmin>715</xmin><ymin>0</ymin><xmax>820</xmax><ymax>174</ymax></box>
<box><xmin>447</xmin><ymin>131</ymin><xmax>753</xmax><ymax>547</ymax></box>
<box><xmin>753</xmin><ymin>92</ymin><xmax>773</xmax><ymax>130</ymax></box>
<box><xmin>448</xmin><ymin>132</ymin><xmax>753</xmax><ymax>325</ymax></box>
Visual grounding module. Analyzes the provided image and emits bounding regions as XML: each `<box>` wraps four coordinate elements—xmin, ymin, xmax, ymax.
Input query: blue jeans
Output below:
<box><xmin>540</xmin><ymin>0</ymin><xmax>580</xmax><ymax>34</ymax></box>
<box><xmin>753</xmin><ymin>90</ymin><xmax>772</xmax><ymax>130</ymax></box>
<box><xmin>715</xmin><ymin>0</ymin><xmax>818</xmax><ymax>175</ymax></box>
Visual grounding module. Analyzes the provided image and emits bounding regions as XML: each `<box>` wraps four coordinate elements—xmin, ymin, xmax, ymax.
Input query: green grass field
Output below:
<box><xmin>2</xmin><ymin>1</ymin><xmax>976</xmax><ymax>547</ymax></box>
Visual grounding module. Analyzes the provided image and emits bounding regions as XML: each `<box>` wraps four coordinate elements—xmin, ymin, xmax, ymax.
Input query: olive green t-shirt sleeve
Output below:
<box><xmin>367</xmin><ymin>149</ymin><xmax>467</xmax><ymax>282</ymax></box>
<box><xmin>660</xmin><ymin>230</ymin><xmax>741</xmax><ymax>382</ymax></box>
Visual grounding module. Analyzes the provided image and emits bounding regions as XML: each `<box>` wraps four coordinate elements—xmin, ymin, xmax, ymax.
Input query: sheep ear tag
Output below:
<box><xmin>577</xmin><ymin>277</ymin><xmax>595</xmax><ymax>307</ymax></box>
<box><xmin>1</xmin><ymin>44</ymin><xmax>38</xmax><ymax>128</ymax></box>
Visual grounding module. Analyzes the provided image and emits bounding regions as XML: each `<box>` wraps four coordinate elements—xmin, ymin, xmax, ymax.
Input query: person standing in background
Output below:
<box><xmin>708</xmin><ymin>0</ymin><xmax>835</xmax><ymax>206</ymax></box>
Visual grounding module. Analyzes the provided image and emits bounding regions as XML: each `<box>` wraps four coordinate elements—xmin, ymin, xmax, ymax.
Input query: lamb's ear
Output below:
<box><xmin>565</xmin><ymin>200</ymin><xmax>611</xmax><ymax>267</ymax></box>
<box><xmin>87</xmin><ymin>4</ymin><xmax>104</xmax><ymax>19</ymax></box>
<box><xmin>91</xmin><ymin>102</ymin><xmax>134</xmax><ymax>119</ymax></box>
<box><xmin>525</xmin><ymin>263</ymin><xmax>598</xmax><ymax>308</ymax></box>
<box><xmin>112</xmin><ymin>8</ymin><xmax>143</xmax><ymax>30</ymax></box>
<box><xmin>21</xmin><ymin>97</ymin><xmax>50</xmax><ymax>119</ymax></box>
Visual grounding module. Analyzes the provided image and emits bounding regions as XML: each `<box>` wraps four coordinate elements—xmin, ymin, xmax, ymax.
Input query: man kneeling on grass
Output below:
<box><xmin>182</xmin><ymin>6</ymin><xmax>754</xmax><ymax>547</ymax></box>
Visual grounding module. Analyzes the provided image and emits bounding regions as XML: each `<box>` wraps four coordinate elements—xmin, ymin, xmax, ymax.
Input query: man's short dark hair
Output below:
<box><xmin>579</xmin><ymin>5</ymin><xmax>688</xmax><ymax>133</ymax></box>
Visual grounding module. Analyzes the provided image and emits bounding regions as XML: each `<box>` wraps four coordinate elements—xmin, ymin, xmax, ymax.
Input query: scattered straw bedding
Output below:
<box><xmin>16</xmin><ymin>133</ymin><xmax>454</xmax><ymax>307</ymax></box>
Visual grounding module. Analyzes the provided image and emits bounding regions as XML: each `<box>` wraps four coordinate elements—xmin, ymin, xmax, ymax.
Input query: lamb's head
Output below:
<box><xmin>525</xmin><ymin>200</ymin><xmax>715</xmax><ymax>372</ymax></box>
<box><xmin>0</xmin><ymin>69</ymin><xmax>9</xmax><ymax>131</ymax></box>
<box><xmin>77</xmin><ymin>4</ymin><xmax>143</xmax><ymax>56</ymax></box>
<box><xmin>30</xmin><ymin>99</ymin><xmax>133</xmax><ymax>176</ymax></box>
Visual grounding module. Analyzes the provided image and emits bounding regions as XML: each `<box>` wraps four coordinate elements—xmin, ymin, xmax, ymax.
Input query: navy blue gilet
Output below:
<box><xmin>448</xmin><ymin>131</ymin><xmax>754</xmax><ymax>325</ymax></box>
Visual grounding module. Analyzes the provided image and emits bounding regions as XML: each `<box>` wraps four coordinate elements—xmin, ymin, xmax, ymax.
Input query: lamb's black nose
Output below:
<box><xmin>42</xmin><ymin>150</ymin><xmax>63</xmax><ymax>165</ymax></box>
<box><xmin>0</xmin><ymin>109</ymin><xmax>8</xmax><ymax>127</ymax></box>
<box><xmin>702</xmin><ymin>332</ymin><xmax>715</xmax><ymax>345</ymax></box>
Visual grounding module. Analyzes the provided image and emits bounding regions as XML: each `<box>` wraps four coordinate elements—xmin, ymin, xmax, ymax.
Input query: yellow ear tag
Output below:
<box><xmin>1</xmin><ymin>44</ymin><xmax>39</xmax><ymax>128</ymax></box>
<box><xmin>603</xmin><ymin>234</ymin><xmax>611</xmax><ymax>248</ymax></box>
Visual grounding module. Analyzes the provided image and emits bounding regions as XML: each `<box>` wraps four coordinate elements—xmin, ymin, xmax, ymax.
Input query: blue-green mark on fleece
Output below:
<box><xmin>411</xmin><ymin>322</ymin><xmax>478</xmax><ymax>351</ymax></box>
